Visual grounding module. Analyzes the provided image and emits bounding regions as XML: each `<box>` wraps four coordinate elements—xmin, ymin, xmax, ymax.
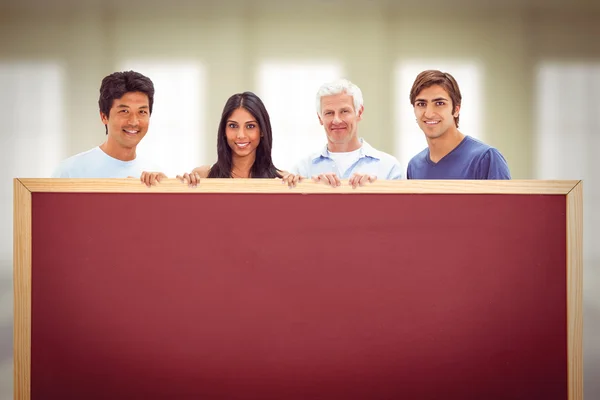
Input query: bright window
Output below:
<box><xmin>534</xmin><ymin>63</ymin><xmax>600</xmax><ymax>281</ymax></box>
<box><xmin>120</xmin><ymin>61</ymin><xmax>206</xmax><ymax>177</ymax></box>
<box><xmin>258</xmin><ymin>62</ymin><xmax>343</xmax><ymax>172</ymax></box>
<box><xmin>0</xmin><ymin>62</ymin><xmax>65</xmax><ymax>272</ymax></box>
<box><xmin>534</xmin><ymin>63</ymin><xmax>599</xmax><ymax>180</ymax></box>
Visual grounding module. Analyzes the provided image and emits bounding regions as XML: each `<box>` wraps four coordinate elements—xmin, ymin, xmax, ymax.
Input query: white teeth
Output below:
<box><xmin>236</xmin><ymin>143</ymin><xmax>249</xmax><ymax>148</ymax></box>
<box><xmin>124</xmin><ymin>129</ymin><xmax>138</xmax><ymax>134</ymax></box>
<box><xmin>425</xmin><ymin>121</ymin><xmax>439</xmax><ymax>125</ymax></box>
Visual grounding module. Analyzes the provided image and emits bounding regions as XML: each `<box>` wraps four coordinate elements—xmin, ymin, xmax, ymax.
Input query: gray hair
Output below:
<box><xmin>315</xmin><ymin>78</ymin><xmax>364</xmax><ymax>116</ymax></box>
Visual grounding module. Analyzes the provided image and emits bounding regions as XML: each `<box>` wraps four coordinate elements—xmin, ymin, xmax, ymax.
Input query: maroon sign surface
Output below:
<box><xmin>31</xmin><ymin>193</ymin><xmax>567</xmax><ymax>399</ymax></box>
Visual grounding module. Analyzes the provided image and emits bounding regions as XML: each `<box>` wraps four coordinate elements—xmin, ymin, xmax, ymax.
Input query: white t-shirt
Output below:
<box><xmin>326</xmin><ymin>148</ymin><xmax>362</xmax><ymax>177</ymax></box>
<box><xmin>51</xmin><ymin>146</ymin><xmax>160</xmax><ymax>178</ymax></box>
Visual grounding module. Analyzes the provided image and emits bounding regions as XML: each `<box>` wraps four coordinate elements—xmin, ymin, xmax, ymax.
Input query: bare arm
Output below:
<box><xmin>177</xmin><ymin>165</ymin><xmax>211</xmax><ymax>187</ymax></box>
<box><xmin>280</xmin><ymin>170</ymin><xmax>304</xmax><ymax>188</ymax></box>
<box><xmin>191</xmin><ymin>165</ymin><xmax>211</xmax><ymax>178</ymax></box>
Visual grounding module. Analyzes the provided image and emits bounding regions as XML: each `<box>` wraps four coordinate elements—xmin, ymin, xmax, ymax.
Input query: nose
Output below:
<box><xmin>424</xmin><ymin>104</ymin><xmax>436</xmax><ymax>119</ymax></box>
<box><xmin>128</xmin><ymin>112</ymin><xmax>139</xmax><ymax>125</ymax></box>
<box><xmin>332</xmin><ymin>113</ymin><xmax>342</xmax><ymax>124</ymax></box>
<box><xmin>236</xmin><ymin>127</ymin><xmax>247</xmax><ymax>139</ymax></box>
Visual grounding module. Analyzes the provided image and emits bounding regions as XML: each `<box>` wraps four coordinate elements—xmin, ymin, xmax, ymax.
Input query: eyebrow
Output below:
<box><xmin>323</xmin><ymin>107</ymin><xmax>351</xmax><ymax>112</ymax></box>
<box><xmin>415</xmin><ymin>97</ymin><xmax>449</xmax><ymax>103</ymax></box>
<box><xmin>116</xmin><ymin>104</ymin><xmax>149</xmax><ymax>109</ymax></box>
<box><xmin>227</xmin><ymin>119</ymin><xmax>258</xmax><ymax>124</ymax></box>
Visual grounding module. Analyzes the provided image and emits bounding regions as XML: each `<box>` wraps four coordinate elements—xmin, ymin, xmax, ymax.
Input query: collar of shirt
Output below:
<box><xmin>311</xmin><ymin>138</ymin><xmax>381</xmax><ymax>164</ymax></box>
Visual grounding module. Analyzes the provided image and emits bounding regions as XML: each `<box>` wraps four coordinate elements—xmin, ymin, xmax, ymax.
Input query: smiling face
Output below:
<box><xmin>413</xmin><ymin>85</ymin><xmax>460</xmax><ymax>140</ymax></box>
<box><xmin>101</xmin><ymin>91</ymin><xmax>150</xmax><ymax>150</ymax></box>
<box><xmin>225</xmin><ymin>107</ymin><xmax>261</xmax><ymax>158</ymax></box>
<box><xmin>318</xmin><ymin>92</ymin><xmax>363</xmax><ymax>151</ymax></box>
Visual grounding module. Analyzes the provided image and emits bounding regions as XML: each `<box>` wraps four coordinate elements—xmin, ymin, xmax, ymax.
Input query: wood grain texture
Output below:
<box><xmin>567</xmin><ymin>181</ymin><xmax>583</xmax><ymax>400</ymax></box>
<box><xmin>13</xmin><ymin>179</ymin><xmax>31</xmax><ymax>400</ymax></box>
<box><xmin>13</xmin><ymin>178</ymin><xmax>583</xmax><ymax>399</ymax></box>
<box><xmin>18</xmin><ymin>178</ymin><xmax>579</xmax><ymax>194</ymax></box>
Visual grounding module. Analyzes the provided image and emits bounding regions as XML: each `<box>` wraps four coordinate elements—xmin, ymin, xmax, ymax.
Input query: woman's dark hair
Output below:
<box><xmin>208</xmin><ymin>92</ymin><xmax>282</xmax><ymax>178</ymax></box>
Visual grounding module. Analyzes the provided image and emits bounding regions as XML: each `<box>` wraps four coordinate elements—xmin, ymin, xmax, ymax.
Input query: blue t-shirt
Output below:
<box><xmin>407</xmin><ymin>136</ymin><xmax>510</xmax><ymax>179</ymax></box>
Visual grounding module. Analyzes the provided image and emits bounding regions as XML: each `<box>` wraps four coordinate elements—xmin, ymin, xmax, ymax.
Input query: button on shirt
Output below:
<box><xmin>291</xmin><ymin>139</ymin><xmax>404</xmax><ymax>179</ymax></box>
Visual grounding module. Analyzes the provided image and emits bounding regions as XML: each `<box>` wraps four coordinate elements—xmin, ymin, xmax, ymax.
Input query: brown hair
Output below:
<box><xmin>409</xmin><ymin>70</ymin><xmax>462</xmax><ymax>127</ymax></box>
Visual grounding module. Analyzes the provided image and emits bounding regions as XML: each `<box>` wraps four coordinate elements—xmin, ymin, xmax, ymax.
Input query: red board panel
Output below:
<box><xmin>31</xmin><ymin>193</ymin><xmax>567</xmax><ymax>399</ymax></box>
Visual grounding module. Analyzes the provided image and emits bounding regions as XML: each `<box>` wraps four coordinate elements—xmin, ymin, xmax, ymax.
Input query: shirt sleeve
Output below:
<box><xmin>481</xmin><ymin>149</ymin><xmax>511</xmax><ymax>179</ymax></box>
<box><xmin>291</xmin><ymin>159</ymin><xmax>308</xmax><ymax>177</ymax></box>
<box><xmin>51</xmin><ymin>162</ymin><xmax>70</xmax><ymax>178</ymax></box>
<box><xmin>406</xmin><ymin>161</ymin><xmax>413</xmax><ymax>180</ymax></box>
<box><xmin>386</xmin><ymin>161</ymin><xmax>405</xmax><ymax>180</ymax></box>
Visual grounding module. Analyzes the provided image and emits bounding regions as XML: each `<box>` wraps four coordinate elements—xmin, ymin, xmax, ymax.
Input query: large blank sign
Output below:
<box><xmin>14</xmin><ymin>179</ymin><xmax>583</xmax><ymax>400</ymax></box>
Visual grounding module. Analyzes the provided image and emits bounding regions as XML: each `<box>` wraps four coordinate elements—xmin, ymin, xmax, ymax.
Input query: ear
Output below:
<box><xmin>100</xmin><ymin>111</ymin><xmax>109</xmax><ymax>124</ymax></box>
<box><xmin>357</xmin><ymin>105</ymin><xmax>364</xmax><ymax>121</ymax></box>
<box><xmin>317</xmin><ymin>113</ymin><xmax>324</xmax><ymax>126</ymax></box>
<box><xmin>453</xmin><ymin>105</ymin><xmax>461</xmax><ymax>118</ymax></box>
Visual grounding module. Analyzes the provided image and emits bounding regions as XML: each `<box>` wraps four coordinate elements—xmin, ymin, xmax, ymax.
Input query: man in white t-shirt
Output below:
<box><xmin>286</xmin><ymin>78</ymin><xmax>403</xmax><ymax>188</ymax></box>
<box><xmin>52</xmin><ymin>70</ymin><xmax>161</xmax><ymax>182</ymax></box>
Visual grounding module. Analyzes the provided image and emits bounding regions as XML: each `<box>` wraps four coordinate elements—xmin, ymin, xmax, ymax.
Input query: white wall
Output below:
<box><xmin>1</xmin><ymin>3</ymin><xmax>599</xmax><ymax>398</ymax></box>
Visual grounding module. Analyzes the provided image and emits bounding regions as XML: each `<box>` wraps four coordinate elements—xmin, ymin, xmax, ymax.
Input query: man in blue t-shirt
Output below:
<box><xmin>406</xmin><ymin>70</ymin><xmax>510</xmax><ymax>180</ymax></box>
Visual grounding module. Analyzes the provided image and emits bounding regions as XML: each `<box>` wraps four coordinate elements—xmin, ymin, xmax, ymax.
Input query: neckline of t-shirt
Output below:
<box><xmin>327</xmin><ymin>147</ymin><xmax>362</xmax><ymax>158</ymax></box>
<box><xmin>96</xmin><ymin>146</ymin><xmax>139</xmax><ymax>164</ymax></box>
<box><xmin>426</xmin><ymin>135</ymin><xmax>470</xmax><ymax>167</ymax></box>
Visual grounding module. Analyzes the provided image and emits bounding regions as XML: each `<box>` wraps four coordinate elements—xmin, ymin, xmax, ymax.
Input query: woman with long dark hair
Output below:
<box><xmin>140</xmin><ymin>92</ymin><xmax>303</xmax><ymax>187</ymax></box>
<box><xmin>179</xmin><ymin>92</ymin><xmax>284</xmax><ymax>184</ymax></box>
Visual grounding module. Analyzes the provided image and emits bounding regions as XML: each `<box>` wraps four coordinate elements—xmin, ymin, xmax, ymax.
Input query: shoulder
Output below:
<box><xmin>407</xmin><ymin>147</ymin><xmax>429</xmax><ymax>167</ymax></box>
<box><xmin>481</xmin><ymin>147</ymin><xmax>510</xmax><ymax>178</ymax></box>
<box><xmin>51</xmin><ymin>147</ymin><xmax>102</xmax><ymax>178</ymax></box>
<box><xmin>362</xmin><ymin>141</ymin><xmax>398</xmax><ymax>164</ymax></box>
<box><xmin>131</xmin><ymin>153</ymin><xmax>161</xmax><ymax>172</ymax></box>
<box><xmin>360</xmin><ymin>141</ymin><xmax>405</xmax><ymax>179</ymax></box>
<box><xmin>299</xmin><ymin>148</ymin><xmax>325</xmax><ymax>164</ymax></box>
<box><xmin>191</xmin><ymin>165</ymin><xmax>212</xmax><ymax>178</ymax></box>
<box><xmin>463</xmin><ymin>137</ymin><xmax>510</xmax><ymax>179</ymax></box>
<box><xmin>292</xmin><ymin>148</ymin><xmax>327</xmax><ymax>175</ymax></box>
<box><xmin>481</xmin><ymin>147</ymin><xmax>507</xmax><ymax>162</ymax></box>
<box><xmin>455</xmin><ymin>136</ymin><xmax>497</xmax><ymax>164</ymax></box>
<box><xmin>406</xmin><ymin>147</ymin><xmax>429</xmax><ymax>177</ymax></box>
<box><xmin>462</xmin><ymin>136</ymin><xmax>493</xmax><ymax>154</ymax></box>
<box><xmin>373</xmin><ymin>149</ymin><xmax>400</xmax><ymax>165</ymax></box>
<box><xmin>463</xmin><ymin>136</ymin><xmax>506</xmax><ymax>161</ymax></box>
<box><xmin>67</xmin><ymin>147</ymin><xmax>103</xmax><ymax>163</ymax></box>
<box><xmin>374</xmin><ymin>150</ymin><xmax>404</xmax><ymax>175</ymax></box>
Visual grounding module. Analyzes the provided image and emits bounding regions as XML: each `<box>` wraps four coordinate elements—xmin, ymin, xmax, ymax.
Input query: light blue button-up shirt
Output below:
<box><xmin>291</xmin><ymin>139</ymin><xmax>404</xmax><ymax>179</ymax></box>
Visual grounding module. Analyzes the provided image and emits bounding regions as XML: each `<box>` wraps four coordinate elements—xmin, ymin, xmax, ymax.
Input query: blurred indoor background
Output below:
<box><xmin>1</xmin><ymin>0</ymin><xmax>598</xmax><ymax>397</ymax></box>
